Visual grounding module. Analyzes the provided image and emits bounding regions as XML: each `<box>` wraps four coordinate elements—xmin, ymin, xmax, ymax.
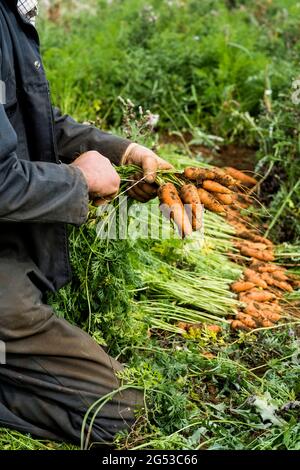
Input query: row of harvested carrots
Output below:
<box><xmin>164</xmin><ymin>164</ymin><xmax>299</xmax><ymax>334</ymax></box>
<box><xmin>224</xmin><ymin>174</ymin><xmax>299</xmax><ymax>331</ymax></box>
<box><xmin>231</xmin><ymin>263</ymin><xmax>297</xmax><ymax>330</ymax></box>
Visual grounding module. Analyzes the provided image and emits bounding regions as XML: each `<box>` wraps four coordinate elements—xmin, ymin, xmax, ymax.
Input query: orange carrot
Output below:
<box><xmin>184</xmin><ymin>167</ymin><xmax>216</xmax><ymax>182</ymax></box>
<box><xmin>243</xmin><ymin>304</ymin><xmax>279</xmax><ymax>324</ymax></box>
<box><xmin>239</xmin><ymin>246</ymin><xmax>275</xmax><ymax>262</ymax></box>
<box><xmin>260</xmin><ymin>311</ymin><xmax>281</xmax><ymax>322</ymax></box>
<box><xmin>231</xmin><ymin>320</ymin><xmax>250</xmax><ymax>331</ymax></box>
<box><xmin>206</xmin><ymin>324</ymin><xmax>222</xmax><ymax>333</ymax></box>
<box><xmin>240</xmin><ymin>290</ymin><xmax>276</xmax><ymax>302</ymax></box>
<box><xmin>231</xmin><ymin>281</ymin><xmax>256</xmax><ymax>293</ymax></box>
<box><xmin>244</xmin><ymin>268</ymin><xmax>268</xmax><ymax>289</ymax></box>
<box><xmin>180</xmin><ymin>184</ymin><xmax>203</xmax><ymax>231</ymax></box>
<box><xmin>237</xmin><ymin>231</ymin><xmax>273</xmax><ymax>246</ymax></box>
<box><xmin>184</xmin><ymin>167</ymin><xmax>236</xmax><ymax>187</ymax></box>
<box><xmin>213</xmin><ymin>170</ymin><xmax>236</xmax><ymax>188</ymax></box>
<box><xmin>271</xmin><ymin>270</ymin><xmax>289</xmax><ymax>282</ymax></box>
<box><xmin>236</xmin><ymin>240</ymin><xmax>270</xmax><ymax>251</ymax></box>
<box><xmin>260</xmin><ymin>302</ymin><xmax>282</xmax><ymax>313</ymax></box>
<box><xmin>272</xmin><ymin>280</ymin><xmax>293</xmax><ymax>292</ymax></box>
<box><xmin>202</xmin><ymin>180</ymin><xmax>231</xmax><ymax>194</ymax></box>
<box><xmin>236</xmin><ymin>313</ymin><xmax>257</xmax><ymax>329</ymax></box>
<box><xmin>158</xmin><ymin>183</ymin><xmax>193</xmax><ymax>238</ymax></box>
<box><xmin>197</xmin><ymin>188</ymin><xmax>225</xmax><ymax>213</ymax></box>
<box><xmin>261</xmin><ymin>272</ymin><xmax>275</xmax><ymax>286</ymax></box>
<box><xmin>258</xmin><ymin>265</ymin><xmax>284</xmax><ymax>273</ymax></box>
<box><xmin>224</xmin><ymin>167</ymin><xmax>257</xmax><ymax>187</ymax></box>
<box><xmin>261</xmin><ymin>320</ymin><xmax>274</xmax><ymax>328</ymax></box>
<box><xmin>214</xmin><ymin>193</ymin><xmax>233</xmax><ymax>205</ymax></box>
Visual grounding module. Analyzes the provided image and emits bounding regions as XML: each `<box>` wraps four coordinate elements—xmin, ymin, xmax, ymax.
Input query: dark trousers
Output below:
<box><xmin>0</xmin><ymin>256</ymin><xmax>142</xmax><ymax>446</ymax></box>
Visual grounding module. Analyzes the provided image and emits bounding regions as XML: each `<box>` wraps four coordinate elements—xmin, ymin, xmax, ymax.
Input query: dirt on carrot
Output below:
<box><xmin>158</xmin><ymin>183</ymin><xmax>193</xmax><ymax>238</ymax></box>
<box><xmin>197</xmin><ymin>188</ymin><xmax>225</xmax><ymax>213</ymax></box>
<box><xmin>214</xmin><ymin>193</ymin><xmax>233</xmax><ymax>205</ymax></box>
<box><xmin>244</xmin><ymin>268</ymin><xmax>268</xmax><ymax>289</ymax></box>
<box><xmin>224</xmin><ymin>167</ymin><xmax>257</xmax><ymax>187</ymax></box>
<box><xmin>180</xmin><ymin>184</ymin><xmax>203</xmax><ymax>231</ymax></box>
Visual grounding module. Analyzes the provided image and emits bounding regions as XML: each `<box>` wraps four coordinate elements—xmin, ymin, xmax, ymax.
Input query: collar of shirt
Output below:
<box><xmin>17</xmin><ymin>0</ymin><xmax>38</xmax><ymax>25</ymax></box>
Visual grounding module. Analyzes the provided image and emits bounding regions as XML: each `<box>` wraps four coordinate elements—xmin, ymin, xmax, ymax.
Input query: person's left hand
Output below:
<box><xmin>121</xmin><ymin>143</ymin><xmax>173</xmax><ymax>202</ymax></box>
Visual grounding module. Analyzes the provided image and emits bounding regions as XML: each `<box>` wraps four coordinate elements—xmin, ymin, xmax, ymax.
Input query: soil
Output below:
<box><xmin>159</xmin><ymin>133</ymin><xmax>257</xmax><ymax>171</ymax></box>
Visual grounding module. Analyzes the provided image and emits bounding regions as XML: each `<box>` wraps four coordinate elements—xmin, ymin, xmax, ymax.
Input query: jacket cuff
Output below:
<box><xmin>69</xmin><ymin>166</ymin><xmax>89</xmax><ymax>225</ymax></box>
<box><xmin>93</xmin><ymin>134</ymin><xmax>132</xmax><ymax>166</ymax></box>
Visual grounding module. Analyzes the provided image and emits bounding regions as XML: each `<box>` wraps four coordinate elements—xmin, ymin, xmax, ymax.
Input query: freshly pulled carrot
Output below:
<box><xmin>257</xmin><ymin>265</ymin><xmax>283</xmax><ymax>273</ymax></box>
<box><xmin>197</xmin><ymin>188</ymin><xmax>225</xmax><ymax>213</ymax></box>
<box><xmin>239</xmin><ymin>246</ymin><xmax>275</xmax><ymax>262</ymax></box>
<box><xmin>244</xmin><ymin>268</ymin><xmax>268</xmax><ymax>289</ymax></box>
<box><xmin>206</xmin><ymin>324</ymin><xmax>222</xmax><ymax>333</ymax></box>
<box><xmin>237</xmin><ymin>240</ymin><xmax>270</xmax><ymax>251</ymax></box>
<box><xmin>213</xmin><ymin>170</ymin><xmax>236</xmax><ymax>188</ymax></box>
<box><xmin>236</xmin><ymin>313</ymin><xmax>257</xmax><ymax>329</ymax></box>
<box><xmin>250</xmin><ymin>303</ymin><xmax>281</xmax><ymax>321</ymax></box>
<box><xmin>224</xmin><ymin>167</ymin><xmax>257</xmax><ymax>187</ymax></box>
<box><xmin>271</xmin><ymin>270</ymin><xmax>289</xmax><ymax>282</ymax></box>
<box><xmin>260</xmin><ymin>310</ymin><xmax>281</xmax><ymax>322</ymax></box>
<box><xmin>180</xmin><ymin>184</ymin><xmax>203</xmax><ymax>231</ymax></box>
<box><xmin>261</xmin><ymin>272</ymin><xmax>275</xmax><ymax>286</ymax></box>
<box><xmin>158</xmin><ymin>183</ymin><xmax>193</xmax><ymax>238</ymax></box>
<box><xmin>240</xmin><ymin>290</ymin><xmax>276</xmax><ymax>302</ymax></box>
<box><xmin>214</xmin><ymin>193</ymin><xmax>233</xmax><ymax>205</ymax></box>
<box><xmin>237</xmin><ymin>231</ymin><xmax>273</xmax><ymax>246</ymax></box>
<box><xmin>231</xmin><ymin>281</ymin><xmax>255</xmax><ymax>293</ymax></box>
<box><xmin>272</xmin><ymin>280</ymin><xmax>293</xmax><ymax>292</ymax></box>
<box><xmin>184</xmin><ymin>167</ymin><xmax>236</xmax><ymax>187</ymax></box>
<box><xmin>202</xmin><ymin>180</ymin><xmax>231</xmax><ymax>194</ymax></box>
<box><xmin>260</xmin><ymin>302</ymin><xmax>282</xmax><ymax>313</ymax></box>
<box><xmin>231</xmin><ymin>320</ymin><xmax>250</xmax><ymax>331</ymax></box>
<box><xmin>244</xmin><ymin>303</ymin><xmax>262</xmax><ymax>318</ymax></box>
<box><xmin>184</xmin><ymin>167</ymin><xmax>215</xmax><ymax>182</ymax></box>
<box><xmin>261</xmin><ymin>320</ymin><xmax>274</xmax><ymax>328</ymax></box>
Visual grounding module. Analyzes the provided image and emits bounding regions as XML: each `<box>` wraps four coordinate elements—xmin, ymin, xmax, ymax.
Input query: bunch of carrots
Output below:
<box><xmin>157</xmin><ymin>166</ymin><xmax>256</xmax><ymax>238</ymax></box>
<box><xmin>217</xmin><ymin>171</ymin><xmax>300</xmax><ymax>331</ymax></box>
<box><xmin>158</xmin><ymin>163</ymin><xmax>299</xmax><ymax>332</ymax></box>
<box><xmin>230</xmin><ymin>262</ymin><xmax>299</xmax><ymax>330</ymax></box>
<box><xmin>120</xmin><ymin>163</ymin><xmax>299</xmax><ymax>333</ymax></box>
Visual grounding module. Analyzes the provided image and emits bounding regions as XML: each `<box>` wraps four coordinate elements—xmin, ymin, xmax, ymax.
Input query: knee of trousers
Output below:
<box><xmin>0</xmin><ymin>258</ymin><xmax>52</xmax><ymax>342</ymax></box>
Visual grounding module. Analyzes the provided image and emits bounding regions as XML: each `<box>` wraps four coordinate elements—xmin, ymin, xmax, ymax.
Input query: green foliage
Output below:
<box><xmin>2</xmin><ymin>0</ymin><xmax>300</xmax><ymax>452</ymax></box>
<box><xmin>116</xmin><ymin>325</ymin><xmax>300</xmax><ymax>450</ymax></box>
<box><xmin>39</xmin><ymin>0</ymin><xmax>296</xmax><ymax>135</ymax></box>
<box><xmin>39</xmin><ymin>0</ymin><xmax>300</xmax><ymax>240</ymax></box>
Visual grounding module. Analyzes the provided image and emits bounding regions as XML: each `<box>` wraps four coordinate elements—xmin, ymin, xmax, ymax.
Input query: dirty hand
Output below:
<box><xmin>71</xmin><ymin>151</ymin><xmax>120</xmax><ymax>205</ymax></box>
<box><xmin>122</xmin><ymin>143</ymin><xmax>173</xmax><ymax>202</ymax></box>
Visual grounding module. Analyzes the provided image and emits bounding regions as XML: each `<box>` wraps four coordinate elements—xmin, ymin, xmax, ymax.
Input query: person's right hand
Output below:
<box><xmin>71</xmin><ymin>151</ymin><xmax>121</xmax><ymax>204</ymax></box>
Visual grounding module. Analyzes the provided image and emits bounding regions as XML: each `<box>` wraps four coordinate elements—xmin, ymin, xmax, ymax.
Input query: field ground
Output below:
<box><xmin>1</xmin><ymin>0</ymin><xmax>299</xmax><ymax>451</ymax></box>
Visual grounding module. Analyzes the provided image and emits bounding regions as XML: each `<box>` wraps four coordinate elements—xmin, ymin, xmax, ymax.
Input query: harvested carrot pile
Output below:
<box><xmin>216</xmin><ymin>168</ymin><xmax>299</xmax><ymax>331</ymax></box>
<box><xmin>120</xmin><ymin>163</ymin><xmax>299</xmax><ymax>334</ymax></box>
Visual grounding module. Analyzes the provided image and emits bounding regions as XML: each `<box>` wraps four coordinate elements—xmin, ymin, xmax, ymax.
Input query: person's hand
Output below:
<box><xmin>122</xmin><ymin>143</ymin><xmax>173</xmax><ymax>202</ymax></box>
<box><xmin>71</xmin><ymin>151</ymin><xmax>120</xmax><ymax>205</ymax></box>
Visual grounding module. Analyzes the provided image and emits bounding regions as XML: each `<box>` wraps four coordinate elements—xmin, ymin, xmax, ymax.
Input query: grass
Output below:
<box><xmin>1</xmin><ymin>0</ymin><xmax>300</xmax><ymax>451</ymax></box>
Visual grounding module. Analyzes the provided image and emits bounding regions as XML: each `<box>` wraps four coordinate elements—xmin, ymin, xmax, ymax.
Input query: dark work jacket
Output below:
<box><xmin>0</xmin><ymin>0</ymin><xmax>131</xmax><ymax>292</ymax></box>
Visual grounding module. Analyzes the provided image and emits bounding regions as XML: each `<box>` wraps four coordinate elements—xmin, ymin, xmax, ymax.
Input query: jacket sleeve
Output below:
<box><xmin>0</xmin><ymin>101</ymin><xmax>89</xmax><ymax>225</ymax></box>
<box><xmin>52</xmin><ymin>107</ymin><xmax>132</xmax><ymax>165</ymax></box>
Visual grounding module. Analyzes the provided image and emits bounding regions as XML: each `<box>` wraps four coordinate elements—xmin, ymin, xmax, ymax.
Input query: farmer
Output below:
<box><xmin>0</xmin><ymin>1</ymin><xmax>172</xmax><ymax>444</ymax></box>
